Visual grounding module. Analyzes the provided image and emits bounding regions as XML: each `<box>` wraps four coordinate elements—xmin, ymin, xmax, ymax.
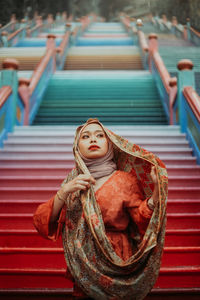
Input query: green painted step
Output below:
<box><xmin>33</xmin><ymin>71</ymin><xmax>167</xmax><ymax>125</ymax></box>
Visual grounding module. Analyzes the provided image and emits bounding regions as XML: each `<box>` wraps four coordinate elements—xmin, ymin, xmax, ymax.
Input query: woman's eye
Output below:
<box><xmin>97</xmin><ymin>133</ymin><xmax>104</xmax><ymax>138</ymax></box>
<box><xmin>82</xmin><ymin>135</ymin><xmax>89</xmax><ymax>139</ymax></box>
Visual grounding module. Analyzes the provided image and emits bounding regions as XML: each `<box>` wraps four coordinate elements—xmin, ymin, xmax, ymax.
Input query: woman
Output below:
<box><xmin>33</xmin><ymin>118</ymin><xmax>168</xmax><ymax>300</ymax></box>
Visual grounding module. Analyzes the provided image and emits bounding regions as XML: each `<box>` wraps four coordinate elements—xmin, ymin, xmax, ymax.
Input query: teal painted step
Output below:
<box><xmin>33</xmin><ymin>71</ymin><xmax>167</xmax><ymax>125</ymax></box>
<box><xmin>159</xmin><ymin>47</ymin><xmax>200</xmax><ymax>72</ymax></box>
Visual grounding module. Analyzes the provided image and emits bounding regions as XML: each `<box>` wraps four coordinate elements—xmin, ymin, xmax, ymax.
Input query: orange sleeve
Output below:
<box><xmin>124</xmin><ymin>173</ymin><xmax>153</xmax><ymax>236</ymax></box>
<box><xmin>33</xmin><ymin>195</ymin><xmax>66</xmax><ymax>241</ymax></box>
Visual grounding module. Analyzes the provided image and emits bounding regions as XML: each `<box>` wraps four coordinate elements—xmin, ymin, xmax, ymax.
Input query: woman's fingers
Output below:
<box><xmin>77</xmin><ymin>174</ymin><xmax>96</xmax><ymax>184</ymax></box>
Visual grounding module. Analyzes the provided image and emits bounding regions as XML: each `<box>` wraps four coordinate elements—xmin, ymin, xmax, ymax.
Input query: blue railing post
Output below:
<box><xmin>1</xmin><ymin>31</ymin><xmax>8</xmax><ymax>47</ymax></box>
<box><xmin>177</xmin><ymin>59</ymin><xmax>195</xmax><ymax>133</ymax></box>
<box><xmin>186</xmin><ymin>18</ymin><xmax>191</xmax><ymax>42</ymax></box>
<box><xmin>0</xmin><ymin>58</ymin><xmax>19</xmax><ymax>133</ymax></box>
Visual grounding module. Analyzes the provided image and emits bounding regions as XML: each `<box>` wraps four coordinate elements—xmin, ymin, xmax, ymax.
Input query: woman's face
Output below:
<box><xmin>78</xmin><ymin>123</ymin><xmax>109</xmax><ymax>159</ymax></box>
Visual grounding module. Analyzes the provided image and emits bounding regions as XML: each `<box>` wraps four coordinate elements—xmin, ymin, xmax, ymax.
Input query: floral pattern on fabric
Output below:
<box><xmin>61</xmin><ymin>121</ymin><xmax>168</xmax><ymax>300</ymax></box>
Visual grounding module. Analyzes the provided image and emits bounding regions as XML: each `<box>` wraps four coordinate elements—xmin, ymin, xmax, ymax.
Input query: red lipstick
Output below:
<box><xmin>89</xmin><ymin>145</ymin><xmax>100</xmax><ymax>150</ymax></box>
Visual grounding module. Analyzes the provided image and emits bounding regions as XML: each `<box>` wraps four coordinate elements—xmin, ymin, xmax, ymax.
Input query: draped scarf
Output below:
<box><xmin>61</xmin><ymin>119</ymin><xmax>168</xmax><ymax>300</ymax></box>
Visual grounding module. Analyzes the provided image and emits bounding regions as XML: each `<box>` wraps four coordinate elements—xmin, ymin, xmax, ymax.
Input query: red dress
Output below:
<box><xmin>33</xmin><ymin>170</ymin><xmax>153</xmax><ymax>295</ymax></box>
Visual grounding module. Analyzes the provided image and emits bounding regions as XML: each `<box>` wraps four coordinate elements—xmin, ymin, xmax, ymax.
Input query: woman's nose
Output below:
<box><xmin>90</xmin><ymin>135</ymin><xmax>97</xmax><ymax>143</ymax></box>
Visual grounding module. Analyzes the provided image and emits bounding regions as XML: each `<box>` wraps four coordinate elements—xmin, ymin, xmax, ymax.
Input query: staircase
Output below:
<box><xmin>143</xmin><ymin>21</ymin><xmax>200</xmax><ymax>95</ymax></box>
<box><xmin>33</xmin><ymin>70</ymin><xmax>167</xmax><ymax>125</ymax></box>
<box><xmin>0</xmin><ymin>125</ymin><xmax>200</xmax><ymax>299</ymax></box>
<box><xmin>65</xmin><ymin>22</ymin><xmax>142</xmax><ymax>70</ymax></box>
<box><xmin>0</xmin><ymin>19</ymin><xmax>200</xmax><ymax>300</ymax></box>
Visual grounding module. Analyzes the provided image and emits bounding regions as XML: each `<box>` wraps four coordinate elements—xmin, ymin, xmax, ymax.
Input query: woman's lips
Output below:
<box><xmin>89</xmin><ymin>145</ymin><xmax>100</xmax><ymax>150</ymax></box>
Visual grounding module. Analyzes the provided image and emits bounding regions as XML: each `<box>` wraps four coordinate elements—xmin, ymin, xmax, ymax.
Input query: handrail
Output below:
<box><xmin>138</xmin><ymin>30</ymin><xmax>149</xmax><ymax>52</ymax></box>
<box><xmin>28</xmin><ymin>48</ymin><xmax>55</xmax><ymax>95</ymax></box>
<box><xmin>0</xmin><ymin>86</ymin><xmax>12</xmax><ymax>107</ymax></box>
<box><xmin>152</xmin><ymin>51</ymin><xmax>171</xmax><ymax>93</ymax></box>
<box><xmin>183</xmin><ymin>87</ymin><xmax>200</xmax><ymax>123</ymax></box>
<box><xmin>0</xmin><ymin>21</ymin><xmax>17</xmax><ymax>34</ymax></box>
<box><xmin>7</xmin><ymin>27</ymin><xmax>25</xmax><ymax>41</ymax></box>
<box><xmin>28</xmin><ymin>23</ymin><xmax>43</xmax><ymax>37</ymax></box>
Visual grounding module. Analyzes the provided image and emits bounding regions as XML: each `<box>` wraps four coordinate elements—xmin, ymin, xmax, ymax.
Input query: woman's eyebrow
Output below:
<box><xmin>81</xmin><ymin>130</ymin><xmax>104</xmax><ymax>135</ymax></box>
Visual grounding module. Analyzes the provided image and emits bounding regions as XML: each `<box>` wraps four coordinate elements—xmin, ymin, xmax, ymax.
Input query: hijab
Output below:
<box><xmin>77</xmin><ymin>120</ymin><xmax>117</xmax><ymax>179</ymax></box>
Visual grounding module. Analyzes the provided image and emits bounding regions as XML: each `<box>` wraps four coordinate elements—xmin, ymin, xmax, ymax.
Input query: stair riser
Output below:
<box><xmin>1</xmin><ymin>216</ymin><xmax>199</xmax><ymax>230</ymax></box>
<box><xmin>0</xmin><ymin>251</ymin><xmax>66</xmax><ymax>269</ymax></box>
<box><xmin>1</xmin><ymin>231</ymin><xmax>199</xmax><ymax>248</ymax></box>
<box><xmin>167</xmin><ymin>202</ymin><xmax>200</xmax><ymax>213</ymax></box>
<box><xmin>155</xmin><ymin>271</ymin><xmax>200</xmax><ymax>288</ymax></box>
<box><xmin>0</xmin><ymin>270</ymin><xmax>199</xmax><ymax>289</ymax></box>
<box><xmin>1</xmin><ymin>201</ymin><xmax>199</xmax><ymax>214</ymax></box>
<box><xmin>0</xmin><ymin>159</ymin><xmax>197</xmax><ymax>166</ymax></box>
<box><xmin>168</xmin><ymin>189</ymin><xmax>200</xmax><ymax>199</ymax></box>
<box><xmin>1</xmin><ymin>167</ymin><xmax>200</xmax><ymax>176</ymax></box>
<box><xmin>0</xmin><ymin>271</ymin><xmax>71</xmax><ymax>289</ymax></box>
<box><xmin>1</xmin><ymin>249</ymin><xmax>199</xmax><ymax>269</ymax></box>
<box><xmin>0</xmin><ymin>232</ymin><xmax>63</xmax><ymax>248</ymax></box>
<box><xmin>0</xmin><ymin>150</ymin><xmax>193</xmax><ymax>158</ymax></box>
<box><xmin>1</xmin><ymin>188</ymin><xmax>199</xmax><ymax>200</ymax></box>
<box><xmin>1</xmin><ymin>178</ymin><xmax>199</xmax><ymax>188</ymax></box>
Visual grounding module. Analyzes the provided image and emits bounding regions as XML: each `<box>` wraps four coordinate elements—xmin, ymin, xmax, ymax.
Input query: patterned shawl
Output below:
<box><xmin>61</xmin><ymin>120</ymin><xmax>168</xmax><ymax>300</ymax></box>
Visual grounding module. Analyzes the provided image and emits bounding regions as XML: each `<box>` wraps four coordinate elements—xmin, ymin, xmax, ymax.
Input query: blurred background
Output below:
<box><xmin>0</xmin><ymin>0</ymin><xmax>200</xmax><ymax>30</ymax></box>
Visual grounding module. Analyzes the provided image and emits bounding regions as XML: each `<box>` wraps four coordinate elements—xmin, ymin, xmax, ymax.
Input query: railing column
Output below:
<box><xmin>177</xmin><ymin>59</ymin><xmax>195</xmax><ymax>132</ymax></box>
<box><xmin>169</xmin><ymin>77</ymin><xmax>177</xmax><ymax>125</ymax></box>
<box><xmin>171</xmin><ymin>16</ymin><xmax>177</xmax><ymax>35</ymax></box>
<box><xmin>18</xmin><ymin>78</ymin><xmax>30</xmax><ymax>125</ymax></box>
<box><xmin>1</xmin><ymin>58</ymin><xmax>19</xmax><ymax>131</ymax></box>
<box><xmin>1</xmin><ymin>31</ymin><xmax>8</xmax><ymax>47</ymax></box>
<box><xmin>148</xmin><ymin>33</ymin><xmax>158</xmax><ymax>72</ymax></box>
<box><xmin>186</xmin><ymin>18</ymin><xmax>191</xmax><ymax>41</ymax></box>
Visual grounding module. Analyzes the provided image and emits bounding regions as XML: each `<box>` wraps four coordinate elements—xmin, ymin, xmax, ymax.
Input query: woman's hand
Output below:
<box><xmin>150</xmin><ymin>166</ymin><xmax>158</xmax><ymax>185</ymax></box>
<box><xmin>50</xmin><ymin>175</ymin><xmax>96</xmax><ymax>222</ymax></box>
<box><xmin>61</xmin><ymin>174</ymin><xmax>96</xmax><ymax>196</ymax></box>
<box><xmin>148</xmin><ymin>166</ymin><xmax>159</xmax><ymax>210</ymax></box>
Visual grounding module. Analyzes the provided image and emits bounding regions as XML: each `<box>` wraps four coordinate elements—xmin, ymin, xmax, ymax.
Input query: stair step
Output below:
<box><xmin>0</xmin><ymin>266</ymin><xmax>199</xmax><ymax>289</ymax></box>
<box><xmin>0</xmin><ymin>157</ymin><xmax>197</xmax><ymax>166</ymax></box>
<box><xmin>1</xmin><ymin>212</ymin><xmax>199</xmax><ymax>230</ymax></box>
<box><xmin>0</xmin><ymin>149</ymin><xmax>193</xmax><ymax>159</ymax></box>
<box><xmin>0</xmin><ymin>246</ymin><xmax>199</xmax><ymax>269</ymax></box>
<box><xmin>1</xmin><ymin>228</ymin><xmax>199</xmax><ymax>248</ymax></box>
<box><xmin>0</xmin><ymin>175</ymin><xmax>199</xmax><ymax>188</ymax></box>
<box><xmin>1</xmin><ymin>198</ymin><xmax>199</xmax><ymax>214</ymax></box>
<box><xmin>0</xmin><ymin>186</ymin><xmax>199</xmax><ymax>199</ymax></box>
<box><xmin>0</xmin><ymin>288</ymin><xmax>199</xmax><ymax>300</ymax></box>
<box><xmin>1</xmin><ymin>165</ymin><xmax>200</xmax><ymax>176</ymax></box>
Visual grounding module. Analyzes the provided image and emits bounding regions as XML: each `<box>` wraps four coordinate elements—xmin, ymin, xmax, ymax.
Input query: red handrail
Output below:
<box><xmin>183</xmin><ymin>86</ymin><xmax>200</xmax><ymax>123</ymax></box>
<box><xmin>28</xmin><ymin>48</ymin><xmax>55</xmax><ymax>94</ymax></box>
<box><xmin>7</xmin><ymin>27</ymin><xmax>24</xmax><ymax>41</ymax></box>
<box><xmin>152</xmin><ymin>51</ymin><xmax>171</xmax><ymax>93</ymax></box>
<box><xmin>0</xmin><ymin>86</ymin><xmax>12</xmax><ymax>107</ymax></box>
<box><xmin>138</xmin><ymin>30</ymin><xmax>149</xmax><ymax>53</ymax></box>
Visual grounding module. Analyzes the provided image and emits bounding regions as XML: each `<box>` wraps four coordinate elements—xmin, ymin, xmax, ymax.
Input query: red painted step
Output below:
<box><xmin>1</xmin><ymin>199</ymin><xmax>200</xmax><ymax>214</ymax></box>
<box><xmin>1</xmin><ymin>229</ymin><xmax>200</xmax><ymax>248</ymax></box>
<box><xmin>1</xmin><ymin>175</ymin><xmax>200</xmax><ymax>187</ymax></box>
<box><xmin>0</xmin><ymin>246</ymin><xmax>199</xmax><ymax>269</ymax></box>
<box><xmin>1</xmin><ymin>213</ymin><xmax>200</xmax><ymax>230</ymax></box>
<box><xmin>1</xmin><ymin>164</ymin><xmax>200</xmax><ymax>176</ymax></box>
<box><xmin>1</xmin><ymin>266</ymin><xmax>200</xmax><ymax>289</ymax></box>
<box><xmin>1</xmin><ymin>186</ymin><xmax>199</xmax><ymax>200</ymax></box>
